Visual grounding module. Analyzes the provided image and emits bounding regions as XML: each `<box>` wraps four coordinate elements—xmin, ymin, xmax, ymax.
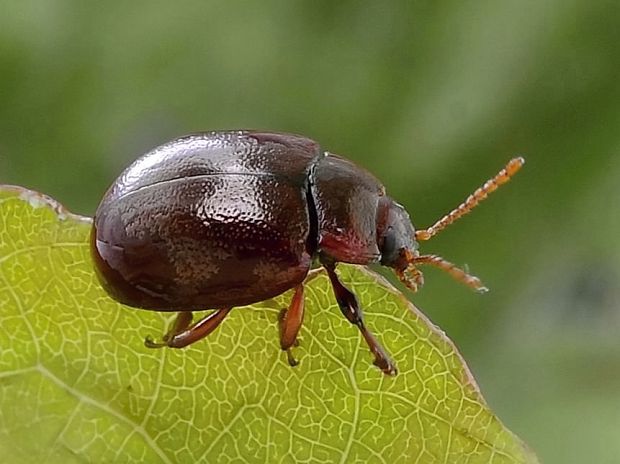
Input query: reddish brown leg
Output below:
<box><xmin>144</xmin><ymin>308</ymin><xmax>232</xmax><ymax>349</ymax></box>
<box><xmin>279</xmin><ymin>285</ymin><xmax>305</xmax><ymax>367</ymax></box>
<box><xmin>145</xmin><ymin>311</ymin><xmax>193</xmax><ymax>348</ymax></box>
<box><xmin>322</xmin><ymin>260</ymin><xmax>397</xmax><ymax>376</ymax></box>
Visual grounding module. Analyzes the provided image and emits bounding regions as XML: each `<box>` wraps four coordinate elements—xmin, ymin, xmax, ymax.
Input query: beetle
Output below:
<box><xmin>91</xmin><ymin>130</ymin><xmax>524</xmax><ymax>375</ymax></box>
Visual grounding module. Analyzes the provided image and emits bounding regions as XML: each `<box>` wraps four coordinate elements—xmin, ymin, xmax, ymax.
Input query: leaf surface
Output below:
<box><xmin>0</xmin><ymin>185</ymin><xmax>537</xmax><ymax>463</ymax></box>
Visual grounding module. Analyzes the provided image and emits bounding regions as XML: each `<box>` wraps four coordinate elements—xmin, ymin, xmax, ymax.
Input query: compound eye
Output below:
<box><xmin>380</xmin><ymin>227</ymin><xmax>398</xmax><ymax>266</ymax></box>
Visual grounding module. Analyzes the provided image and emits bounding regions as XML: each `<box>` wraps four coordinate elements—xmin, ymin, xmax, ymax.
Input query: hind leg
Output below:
<box><xmin>145</xmin><ymin>308</ymin><xmax>232</xmax><ymax>349</ymax></box>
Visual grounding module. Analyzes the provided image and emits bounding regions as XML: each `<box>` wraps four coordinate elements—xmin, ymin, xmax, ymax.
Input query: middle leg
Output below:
<box><xmin>279</xmin><ymin>284</ymin><xmax>305</xmax><ymax>367</ymax></box>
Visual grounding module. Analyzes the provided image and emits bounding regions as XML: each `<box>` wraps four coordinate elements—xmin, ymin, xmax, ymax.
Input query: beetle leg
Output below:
<box><xmin>322</xmin><ymin>262</ymin><xmax>397</xmax><ymax>376</ymax></box>
<box><xmin>144</xmin><ymin>311</ymin><xmax>193</xmax><ymax>348</ymax></box>
<box><xmin>279</xmin><ymin>284</ymin><xmax>305</xmax><ymax>367</ymax></box>
<box><xmin>145</xmin><ymin>308</ymin><xmax>232</xmax><ymax>349</ymax></box>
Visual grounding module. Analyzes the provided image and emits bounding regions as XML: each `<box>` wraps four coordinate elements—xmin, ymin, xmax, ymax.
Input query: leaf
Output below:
<box><xmin>0</xmin><ymin>185</ymin><xmax>537</xmax><ymax>464</ymax></box>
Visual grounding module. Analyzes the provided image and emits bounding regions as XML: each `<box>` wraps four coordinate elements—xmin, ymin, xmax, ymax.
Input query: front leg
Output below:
<box><xmin>321</xmin><ymin>259</ymin><xmax>397</xmax><ymax>376</ymax></box>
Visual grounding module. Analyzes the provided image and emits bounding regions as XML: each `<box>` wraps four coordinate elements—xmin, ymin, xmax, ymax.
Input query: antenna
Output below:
<box><xmin>415</xmin><ymin>157</ymin><xmax>525</xmax><ymax>242</ymax></box>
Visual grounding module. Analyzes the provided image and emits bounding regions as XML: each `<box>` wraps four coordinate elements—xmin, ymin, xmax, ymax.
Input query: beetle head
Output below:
<box><xmin>377</xmin><ymin>156</ymin><xmax>525</xmax><ymax>294</ymax></box>
<box><xmin>377</xmin><ymin>198</ymin><xmax>417</xmax><ymax>270</ymax></box>
<box><xmin>377</xmin><ymin>197</ymin><xmax>487</xmax><ymax>292</ymax></box>
<box><xmin>377</xmin><ymin>197</ymin><xmax>487</xmax><ymax>294</ymax></box>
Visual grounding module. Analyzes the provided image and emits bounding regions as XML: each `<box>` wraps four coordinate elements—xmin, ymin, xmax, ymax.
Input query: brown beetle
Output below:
<box><xmin>91</xmin><ymin>131</ymin><xmax>523</xmax><ymax>375</ymax></box>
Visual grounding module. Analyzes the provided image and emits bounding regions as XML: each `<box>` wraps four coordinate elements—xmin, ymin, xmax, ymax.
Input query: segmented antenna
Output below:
<box><xmin>415</xmin><ymin>157</ymin><xmax>525</xmax><ymax>242</ymax></box>
<box><xmin>412</xmin><ymin>254</ymin><xmax>488</xmax><ymax>293</ymax></box>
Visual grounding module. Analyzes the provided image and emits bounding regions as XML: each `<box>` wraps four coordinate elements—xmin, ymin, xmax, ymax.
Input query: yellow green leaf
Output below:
<box><xmin>0</xmin><ymin>185</ymin><xmax>537</xmax><ymax>463</ymax></box>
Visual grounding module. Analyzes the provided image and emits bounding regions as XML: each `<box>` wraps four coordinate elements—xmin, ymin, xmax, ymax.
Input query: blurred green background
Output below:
<box><xmin>1</xmin><ymin>1</ymin><xmax>618</xmax><ymax>462</ymax></box>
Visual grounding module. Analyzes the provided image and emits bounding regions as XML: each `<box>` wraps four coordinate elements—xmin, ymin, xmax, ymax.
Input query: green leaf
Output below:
<box><xmin>0</xmin><ymin>185</ymin><xmax>537</xmax><ymax>463</ymax></box>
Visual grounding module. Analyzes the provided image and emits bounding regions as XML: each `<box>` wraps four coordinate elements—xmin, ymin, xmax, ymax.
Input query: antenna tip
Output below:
<box><xmin>506</xmin><ymin>157</ymin><xmax>525</xmax><ymax>176</ymax></box>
